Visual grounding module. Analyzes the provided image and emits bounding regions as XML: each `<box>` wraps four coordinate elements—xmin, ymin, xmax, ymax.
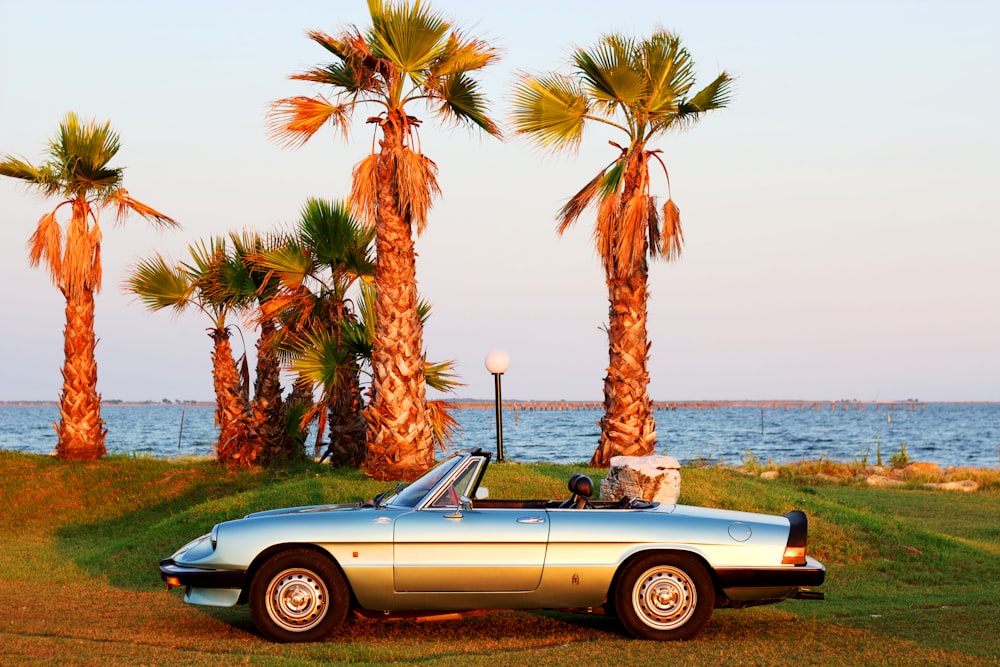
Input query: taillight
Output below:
<box><xmin>782</xmin><ymin>545</ymin><xmax>807</xmax><ymax>565</ymax></box>
<box><xmin>783</xmin><ymin>510</ymin><xmax>809</xmax><ymax>565</ymax></box>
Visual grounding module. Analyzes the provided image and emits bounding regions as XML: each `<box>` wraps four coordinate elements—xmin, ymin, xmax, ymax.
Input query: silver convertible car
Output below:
<box><xmin>161</xmin><ymin>448</ymin><xmax>825</xmax><ymax>642</ymax></box>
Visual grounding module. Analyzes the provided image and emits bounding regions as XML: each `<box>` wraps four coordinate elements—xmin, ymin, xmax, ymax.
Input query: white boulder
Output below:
<box><xmin>600</xmin><ymin>455</ymin><xmax>681</xmax><ymax>505</ymax></box>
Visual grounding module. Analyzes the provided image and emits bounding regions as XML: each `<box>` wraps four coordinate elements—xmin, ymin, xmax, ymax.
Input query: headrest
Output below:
<box><xmin>567</xmin><ymin>473</ymin><xmax>594</xmax><ymax>498</ymax></box>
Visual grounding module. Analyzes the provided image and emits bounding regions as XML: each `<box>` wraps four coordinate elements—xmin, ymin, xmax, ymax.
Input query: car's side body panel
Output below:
<box><xmin>393</xmin><ymin>507</ymin><xmax>549</xmax><ymax>593</ymax></box>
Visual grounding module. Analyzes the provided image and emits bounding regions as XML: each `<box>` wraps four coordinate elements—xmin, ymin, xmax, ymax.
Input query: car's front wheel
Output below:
<box><xmin>249</xmin><ymin>548</ymin><xmax>350</xmax><ymax>642</ymax></box>
<box><xmin>615</xmin><ymin>552</ymin><xmax>715</xmax><ymax>640</ymax></box>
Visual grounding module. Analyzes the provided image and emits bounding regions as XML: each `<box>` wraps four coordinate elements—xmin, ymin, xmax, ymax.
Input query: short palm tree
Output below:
<box><xmin>258</xmin><ymin>198</ymin><xmax>375</xmax><ymax>465</ymax></box>
<box><xmin>125</xmin><ymin>239</ymin><xmax>255</xmax><ymax>465</ymax></box>
<box><xmin>268</xmin><ymin>0</ymin><xmax>501</xmax><ymax>479</ymax></box>
<box><xmin>222</xmin><ymin>231</ymin><xmax>301</xmax><ymax>465</ymax></box>
<box><xmin>1</xmin><ymin>112</ymin><xmax>176</xmax><ymax>460</ymax></box>
<box><xmin>512</xmin><ymin>31</ymin><xmax>732</xmax><ymax>466</ymax></box>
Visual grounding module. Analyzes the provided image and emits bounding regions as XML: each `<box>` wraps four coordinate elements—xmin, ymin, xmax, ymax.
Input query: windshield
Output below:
<box><xmin>385</xmin><ymin>455</ymin><xmax>463</xmax><ymax>508</ymax></box>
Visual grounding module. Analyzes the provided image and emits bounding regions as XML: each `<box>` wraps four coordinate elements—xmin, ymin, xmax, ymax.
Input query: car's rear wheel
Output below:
<box><xmin>615</xmin><ymin>552</ymin><xmax>715</xmax><ymax>640</ymax></box>
<box><xmin>249</xmin><ymin>548</ymin><xmax>349</xmax><ymax>642</ymax></box>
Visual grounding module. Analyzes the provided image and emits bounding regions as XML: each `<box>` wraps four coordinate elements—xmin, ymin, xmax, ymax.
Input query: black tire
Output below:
<box><xmin>614</xmin><ymin>552</ymin><xmax>715</xmax><ymax>641</ymax></box>
<box><xmin>249</xmin><ymin>548</ymin><xmax>350</xmax><ymax>643</ymax></box>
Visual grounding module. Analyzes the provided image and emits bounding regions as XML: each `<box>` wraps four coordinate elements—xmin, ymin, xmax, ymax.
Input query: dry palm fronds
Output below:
<box><xmin>27</xmin><ymin>211</ymin><xmax>63</xmax><ymax>280</ymax></box>
<box><xmin>660</xmin><ymin>198</ymin><xmax>683</xmax><ymax>261</ymax></box>
<box><xmin>110</xmin><ymin>188</ymin><xmax>176</xmax><ymax>227</ymax></box>
<box><xmin>350</xmin><ymin>154</ymin><xmax>380</xmax><ymax>228</ymax></box>
<box><xmin>616</xmin><ymin>192</ymin><xmax>652</xmax><ymax>274</ymax></box>
<box><xmin>393</xmin><ymin>146</ymin><xmax>440</xmax><ymax>235</ymax></box>
<box><xmin>557</xmin><ymin>169</ymin><xmax>604</xmax><ymax>235</ymax></box>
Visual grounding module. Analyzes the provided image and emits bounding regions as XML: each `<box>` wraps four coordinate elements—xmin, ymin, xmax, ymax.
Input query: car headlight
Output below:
<box><xmin>171</xmin><ymin>533</ymin><xmax>212</xmax><ymax>561</ymax></box>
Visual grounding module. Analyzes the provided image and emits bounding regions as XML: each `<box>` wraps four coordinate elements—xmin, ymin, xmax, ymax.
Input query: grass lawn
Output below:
<box><xmin>1</xmin><ymin>451</ymin><xmax>998</xmax><ymax>666</ymax></box>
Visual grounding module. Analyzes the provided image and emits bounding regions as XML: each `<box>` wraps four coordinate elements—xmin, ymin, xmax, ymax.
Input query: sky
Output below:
<box><xmin>1</xmin><ymin>0</ymin><xmax>998</xmax><ymax>403</ymax></box>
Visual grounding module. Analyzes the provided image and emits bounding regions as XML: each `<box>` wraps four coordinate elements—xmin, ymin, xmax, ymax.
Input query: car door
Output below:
<box><xmin>393</xmin><ymin>507</ymin><xmax>549</xmax><ymax>592</ymax></box>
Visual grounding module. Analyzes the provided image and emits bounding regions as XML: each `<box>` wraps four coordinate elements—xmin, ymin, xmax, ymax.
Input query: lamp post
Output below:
<box><xmin>485</xmin><ymin>349</ymin><xmax>510</xmax><ymax>462</ymax></box>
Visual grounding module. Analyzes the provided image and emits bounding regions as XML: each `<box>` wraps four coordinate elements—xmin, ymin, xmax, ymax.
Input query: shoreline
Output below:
<box><xmin>3</xmin><ymin>399</ymin><xmax>998</xmax><ymax>409</ymax></box>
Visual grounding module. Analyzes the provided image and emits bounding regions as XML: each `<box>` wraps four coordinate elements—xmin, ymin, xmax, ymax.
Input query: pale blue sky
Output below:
<box><xmin>1</xmin><ymin>0</ymin><xmax>997</xmax><ymax>402</ymax></box>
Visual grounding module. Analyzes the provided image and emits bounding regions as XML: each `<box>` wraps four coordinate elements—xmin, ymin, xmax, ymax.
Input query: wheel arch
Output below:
<box><xmin>608</xmin><ymin>547</ymin><xmax>721</xmax><ymax>604</ymax></box>
<box><xmin>238</xmin><ymin>543</ymin><xmax>355</xmax><ymax>606</ymax></box>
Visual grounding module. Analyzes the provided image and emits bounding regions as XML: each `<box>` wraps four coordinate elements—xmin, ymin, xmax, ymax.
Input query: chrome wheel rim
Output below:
<box><xmin>632</xmin><ymin>565</ymin><xmax>697</xmax><ymax>630</ymax></box>
<box><xmin>265</xmin><ymin>567</ymin><xmax>329</xmax><ymax>633</ymax></box>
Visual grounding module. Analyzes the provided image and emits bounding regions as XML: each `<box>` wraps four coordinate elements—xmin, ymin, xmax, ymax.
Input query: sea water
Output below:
<box><xmin>1</xmin><ymin>402</ymin><xmax>997</xmax><ymax>469</ymax></box>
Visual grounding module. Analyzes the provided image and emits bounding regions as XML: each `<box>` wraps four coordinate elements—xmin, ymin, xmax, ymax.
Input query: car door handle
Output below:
<box><xmin>516</xmin><ymin>516</ymin><xmax>545</xmax><ymax>524</ymax></box>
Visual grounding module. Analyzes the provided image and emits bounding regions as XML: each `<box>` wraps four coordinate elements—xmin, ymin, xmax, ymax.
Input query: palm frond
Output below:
<box><xmin>431</xmin><ymin>72</ymin><xmax>500</xmax><ymax>137</ymax></box>
<box><xmin>349</xmin><ymin>154</ymin><xmax>380</xmax><ymax>228</ymax></box>
<box><xmin>678</xmin><ymin>71</ymin><xmax>734</xmax><ymax>115</ymax></box>
<box><xmin>616</xmin><ymin>191</ymin><xmax>652</xmax><ymax>273</ymax></box>
<box><xmin>646</xmin><ymin>199</ymin><xmax>662</xmax><ymax>257</ymax></box>
<box><xmin>298</xmin><ymin>29</ymin><xmax>387</xmax><ymax>97</ymax></box>
<box><xmin>62</xmin><ymin>202</ymin><xmax>101</xmax><ymax>297</ymax></box>
<box><xmin>108</xmin><ymin>188</ymin><xmax>177</xmax><ymax>227</ymax></box>
<box><xmin>510</xmin><ymin>73</ymin><xmax>589</xmax><ymax>151</ymax></box>
<box><xmin>123</xmin><ymin>254</ymin><xmax>193</xmax><ymax>312</ymax></box>
<box><xmin>258</xmin><ymin>243</ymin><xmax>312</xmax><ymax>290</ymax></box>
<box><xmin>301</xmin><ymin>198</ymin><xmax>374</xmax><ymax>269</ymax></box>
<box><xmin>598</xmin><ymin>157</ymin><xmax>627</xmax><ymax>199</ymax></box>
<box><xmin>430</xmin><ymin>32</ymin><xmax>500</xmax><ymax>77</ymax></box>
<box><xmin>367</xmin><ymin>0</ymin><xmax>450</xmax><ymax>75</ymax></box>
<box><xmin>394</xmin><ymin>147</ymin><xmax>440</xmax><ymax>235</ymax></box>
<box><xmin>643</xmin><ymin>31</ymin><xmax>694</xmax><ymax>116</ymax></box>
<box><xmin>288</xmin><ymin>328</ymin><xmax>351</xmax><ymax>391</ymax></box>
<box><xmin>660</xmin><ymin>198</ymin><xmax>683</xmax><ymax>261</ymax></box>
<box><xmin>427</xmin><ymin>399</ymin><xmax>459</xmax><ymax>450</ymax></box>
<box><xmin>0</xmin><ymin>155</ymin><xmax>45</xmax><ymax>183</ymax></box>
<box><xmin>50</xmin><ymin>113</ymin><xmax>123</xmax><ymax>194</ymax></box>
<box><xmin>266</xmin><ymin>96</ymin><xmax>352</xmax><ymax>148</ymax></box>
<box><xmin>594</xmin><ymin>190</ymin><xmax>621</xmax><ymax>268</ymax></box>
<box><xmin>575</xmin><ymin>35</ymin><xmax>646</xmax><ymax>109</ymax></box>
<box><xmin>557</xmin><ymin>169</ymin><xmax>605</xmax><ymax>235</ymax></box>
<box><xmin>26</xmin><ymin>210</ymin><xmax>64</xmax><ymax>280</ymax></box>
<box><xmin>424</xmin><ymin>358</ymin><xmax>461</xmax><ymax>394</ymax></box>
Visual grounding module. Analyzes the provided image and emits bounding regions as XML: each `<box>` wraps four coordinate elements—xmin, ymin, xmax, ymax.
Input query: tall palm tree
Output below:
<box><xmin>512</xmin><ymin>31</ymin><xmax>732</xmax><ymax>466</ymax></box>
<box><xmin>267</xmin><ymin>0</ymin><xmax>501</xmax><ymax>480</ymax></box>
<box><xmin>1</xmin><ymin>112</ymin><xmax>176</xmax><ymax>460</ymax></box>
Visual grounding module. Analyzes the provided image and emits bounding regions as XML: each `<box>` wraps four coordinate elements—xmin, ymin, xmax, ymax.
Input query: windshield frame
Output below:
<box><xmin>382</xmin><ymin>454</ymin><xmax>464</xmax><ymax>508</ymax></box>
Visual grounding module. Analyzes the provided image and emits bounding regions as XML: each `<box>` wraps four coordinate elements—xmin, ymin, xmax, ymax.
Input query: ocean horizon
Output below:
<box><xmin>1</xmin><ymin>400</ymin><xmax>997</xmax><ymax>470</ymax></box>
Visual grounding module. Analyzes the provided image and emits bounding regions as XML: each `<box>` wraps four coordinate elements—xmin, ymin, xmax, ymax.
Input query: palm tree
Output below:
<box><xmin>258</xmin><ymin>198</ymin><xmax>375</xmax><ymax>465</ymax></box>
<box><xmin>512</xmin><ymin>31</ymin><xmax>732</xmax><ymax>466</ymax></box>
<box><xmin>124</xmin><ymin>239</ymin><xmax>255</xmax><ymax>466</ymax></box>
<box><xmin>222</xmin><ymin>231</ymin><xmax>303</xmax><ymax>465</ymax></box>
<box><xmin>261</xmin><ymin>199</ymin><xmax>460</xmax><ymax>466</ymax></box>
<box><xmin>267</xmin><ymin>0</ymin><xmax>501</xmax><ymax>480</ymax></box>
<box><xmin>1</xmin><ymin>112</ymin><xmax>176</xmax><ymax>460</ymax></box>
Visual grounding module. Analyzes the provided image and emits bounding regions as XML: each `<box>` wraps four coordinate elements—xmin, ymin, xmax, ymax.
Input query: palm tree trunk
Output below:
<box><xmin>363</xmin><ymin>109</ymin><xmax>433</xmax><ymax>481</ymax></box>
<box><xmin>325</xmin><ymin>355</ymin><xmax>366</xmax><ymax>467</ymax></box>
<box><xmin>54</xmin><ymin>287</ymin><xmax>106</xmax><ymax>460</ymax></box>
<box><xmin>252</xmin><ymin>320</ymin><xmax>292</xmax><ymax>464</ymax></box>
<box><xmin>209</xmin><ymin>327</ymin><xmax>254</xmax><ymax>466</ymax></box>
<box><xmin>591</xmin><ymin>268</ymin><xmax>657</xmax><ymax>466</ymax></box>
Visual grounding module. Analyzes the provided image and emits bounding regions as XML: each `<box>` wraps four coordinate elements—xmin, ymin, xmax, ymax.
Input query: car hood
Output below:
<box><xmin>244</xmin><ymin>503</ymin><xmax>364</xmax><ymax>519</ymax></box>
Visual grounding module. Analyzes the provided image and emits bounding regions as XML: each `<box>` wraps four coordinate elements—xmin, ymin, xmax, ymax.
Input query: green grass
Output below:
<box><xmin>1</xmin><ymin>450</ymin><xmax>998</xmax><ymax>666</ymax></box>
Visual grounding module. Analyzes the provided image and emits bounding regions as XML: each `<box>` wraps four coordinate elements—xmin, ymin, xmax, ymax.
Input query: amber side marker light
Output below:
<box><xmin>782</xmin><ymin>546</ymin><xmax>807</xmax><ymax>565</ymax></box>
<box><xmin>165</xmin><ymin>576</ymin><xmax>182</xmax><ymax>589</ymax></box>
